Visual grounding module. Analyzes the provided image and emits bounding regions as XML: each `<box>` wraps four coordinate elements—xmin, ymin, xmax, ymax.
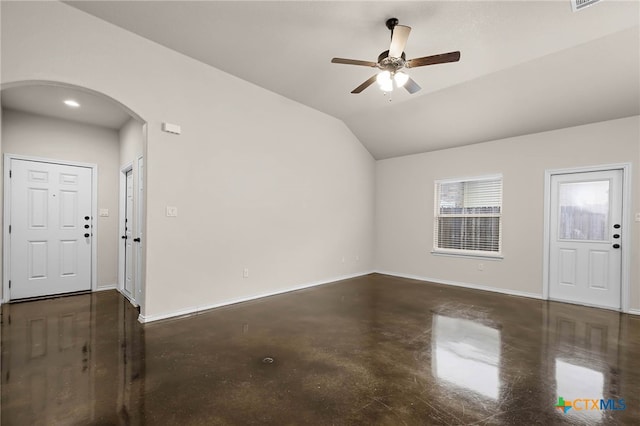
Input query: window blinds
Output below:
<box><xmin>434</xmin><ymin>176</ymin><xmax>503</xmax><ymax>255</ymax></box>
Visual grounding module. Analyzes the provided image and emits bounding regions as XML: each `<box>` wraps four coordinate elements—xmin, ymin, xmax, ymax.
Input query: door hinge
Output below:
<box><xmin>8</xmin><ymin>280</ymin><xmax>11</xmax><ymax>289</ymax></box>
<box><xmin>9</xmin><ymin>170</ymin><xmax>12</xmax><ymax>178</ymax></box>
<box><xmin>8</xmin><ymin>225</ymin><xmax>11</xmax><ymax>234</ymax></box>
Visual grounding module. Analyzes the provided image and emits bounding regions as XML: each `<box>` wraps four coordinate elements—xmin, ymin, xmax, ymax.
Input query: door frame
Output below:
<box><xmin>118</xmin><ymin>162</ymin><xmax>136</xmax><ymax>306</ymax></box>
<box><xmin>2</xmin><ymin>153</ymin><xmax>98</xmax><ymax>302</ymax></box>
<box><xmin>542</xmin><ymin>163</ymin><xmax>631</xmax><ymax>312</ymax></box>
<box><xmin>135</xmin><ymin>155</ymin><xmax>145</xmax><ymax>306</ymax></box>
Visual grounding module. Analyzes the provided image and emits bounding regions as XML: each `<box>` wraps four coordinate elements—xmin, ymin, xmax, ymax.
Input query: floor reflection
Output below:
<box><xmin>544</xmin><ymin>301</ymin><xmax>628</xmax><ymax>425</ymax></box>
<box><xmin>1</xmin><ymin>291</ymin><xmax>144</xmax><ymax>425</ymax></box>
<box><xmin>1</xmin><ymin>274</ymin><xmax>639</xmax><ymax>425</ymax></box>
<box><xmin>432</xmin><ymin>314</ymin><xmax>501</xmax><ymax>400</ymax></box>
<box><xmin>555</xmin><ymin>359</ymin><xmax>604</xmax><ymax>421</ymax></box>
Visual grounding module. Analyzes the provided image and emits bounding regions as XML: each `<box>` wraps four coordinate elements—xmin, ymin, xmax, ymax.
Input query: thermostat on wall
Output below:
<box><xmin>162</xmin><ymin>122</ymin><xmax>181</xmax><ymax>135</ymax></box>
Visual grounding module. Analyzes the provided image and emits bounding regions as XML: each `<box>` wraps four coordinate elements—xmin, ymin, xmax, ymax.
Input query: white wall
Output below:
<box><xmin>376</xmin><ymin>116</ymin><xmax>640</xmax><ymax>309</ymax></box>
<box><xmin>1</xmin><ymin>109</ymin><xmax>120</xmax><ymax>289</ymax></box>
<box><xmin>0</xmin><ymin>2</ymin><xmax>375</xmax><ymax>319</ymax></box>
<box><xmin>119</xmin><ymin>118</ymin><xmax>144</xmax><ymax>167</ymax></box>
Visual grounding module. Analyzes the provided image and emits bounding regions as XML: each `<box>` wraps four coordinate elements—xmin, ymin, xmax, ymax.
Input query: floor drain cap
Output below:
<box><xmin>262</xmin><ymin>357</ymin><xmax>274</xmax><ymax>364</ymax></box>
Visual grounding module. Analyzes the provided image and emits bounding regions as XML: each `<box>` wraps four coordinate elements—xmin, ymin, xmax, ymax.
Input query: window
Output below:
<box><xmin>434</xmin><ymin>175</ymin><xmax>503</xmax><ymax>257</ymax></box>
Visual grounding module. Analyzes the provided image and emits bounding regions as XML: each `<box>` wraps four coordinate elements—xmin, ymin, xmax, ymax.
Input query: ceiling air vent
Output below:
<box><xmin>571</xmin><ymin>0</ymin><xmax>602</xmax><ymax>12</ymax></box>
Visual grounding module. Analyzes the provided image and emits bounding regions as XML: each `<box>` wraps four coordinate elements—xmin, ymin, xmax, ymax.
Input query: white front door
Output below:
<box><xmin>9</xmin><ymin>159</ymin><xmax>92</xmax><ymax>299</ymax></box>
<box><xmin>123</xmin><ymin>169</ymin><xmax>134</xmax><ymax>298</ymax></box>
<box><xmin>549</xmin><ymin>169</ymin><xmax>623</xmax><ymax>309</ymax></box>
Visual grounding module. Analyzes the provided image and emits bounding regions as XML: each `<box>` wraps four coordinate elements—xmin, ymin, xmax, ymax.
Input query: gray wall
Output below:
<box><xmin>0</xmin><ymin>1</ymin><xmax>376</xmax><ymax>319</ymax></box>
<box><xmin>2</xmin><ymin>109</ymin><xmax>120</xmax><ymax>288</ymax></box>
<box><xmin>375</xmin><ymin>116</ymin><xmax>640</xmax><ymax>309</ymax></box>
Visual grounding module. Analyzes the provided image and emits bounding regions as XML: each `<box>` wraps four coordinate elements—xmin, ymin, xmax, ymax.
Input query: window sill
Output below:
<box><xmin>431</xmin><ymin>250</ymin><xmax>504</xmax><ymax>260</ymax></box>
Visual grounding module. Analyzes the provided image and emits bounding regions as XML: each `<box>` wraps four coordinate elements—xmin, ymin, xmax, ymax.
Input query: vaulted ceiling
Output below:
<box><xmin>65</xmin><ymin>1</ymin><xmax>639</xmax><ymax>159</ymax></box>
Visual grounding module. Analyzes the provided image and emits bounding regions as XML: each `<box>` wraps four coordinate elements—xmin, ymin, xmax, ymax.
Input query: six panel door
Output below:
<box><xmin>10</xmin><ymin>159</ymin><xmax>92</xmax><ymax>299</ymax></box>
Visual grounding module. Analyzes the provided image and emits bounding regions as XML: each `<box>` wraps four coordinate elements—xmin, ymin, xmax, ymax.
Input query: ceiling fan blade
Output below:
<box><xmin>406</xmin><ymin>51</ymin><xmax>460</xmax><ymax>68</ymax></box>
<box><xmin>351</xmin><ymin>75</ymin><xmax>378</xmax><ymax>94</ymax></box>
<box><xmin>404</xmin><ymin>77</ymin><xmax>421</xmax><ymax>94</ymax></box>
<box><xmin>389</xmin><ymin>25</ymin><xmax>411</xmax><ymax>58</ymax></box>
<box><xmin>331</xmin><ymin>58</ymin><xmax>378</xmax><ymax>67</ymax></box>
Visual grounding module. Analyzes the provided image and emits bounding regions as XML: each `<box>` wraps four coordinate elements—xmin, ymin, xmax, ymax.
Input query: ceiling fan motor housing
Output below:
<box><xmin>377</xmin><ymin>50</ymin><xmax>406</xmax><ymax>72</ymax></box>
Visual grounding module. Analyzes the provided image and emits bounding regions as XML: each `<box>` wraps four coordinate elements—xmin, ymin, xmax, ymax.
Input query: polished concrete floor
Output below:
<box><xmin>1</xmin><ymin>273</ymin><xmax>639</xmax><ymax>425</ymax></box>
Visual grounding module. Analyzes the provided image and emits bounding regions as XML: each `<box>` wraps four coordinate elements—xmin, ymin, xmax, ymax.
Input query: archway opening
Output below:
<box><xmin>1</xmin><ymin>80</ymin><xmax>147</xmax><ymax>315</ymax></box>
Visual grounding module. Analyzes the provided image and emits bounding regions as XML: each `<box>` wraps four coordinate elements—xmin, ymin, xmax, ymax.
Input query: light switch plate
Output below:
<box><xmin>166</xmin><ymin>206</ymin><xmax>178</xmax><ymax>217</ymax></box>
<box><xmin>99</xmin><ymin>208</ymin><xmax>109</xmax><ymax>217</ymax></box>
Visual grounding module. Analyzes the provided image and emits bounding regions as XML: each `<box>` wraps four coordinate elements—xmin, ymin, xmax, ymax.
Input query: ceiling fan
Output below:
<box><xmin>331</xmin><ymin>18</ymin><xmax>461</xmax><ymax>94</ymax></box>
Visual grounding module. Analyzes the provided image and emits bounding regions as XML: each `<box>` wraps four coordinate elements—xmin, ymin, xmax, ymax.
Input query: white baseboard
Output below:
<box><xmin>138</xmin><ymin>270</ymin><xmax>375</xmax><ymax>323</ymax></box>
<box><xmin>626</xmin><ymin>308</ymin><xmax>640</xmax><ymax>315</ymax></box>
<box><xmin>374</xmin><ymin>270</ymin><xmax>544</xmax><ymax>300</ymax></box>
<box><xmin>95</xmin><ymin>284</ymin><xmax>117</xmax><ymax>292</ymax></box>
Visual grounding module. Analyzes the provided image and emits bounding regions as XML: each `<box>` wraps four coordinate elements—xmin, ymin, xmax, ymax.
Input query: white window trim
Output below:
<box><xmin>431</xmin><ymin>249</ymin><xmax>504</xmax><ymax>260</ymax></box>
<box><xmin>433</xmin><ymin>174</ymin><xmax>503</xmax><ymax>258</ymax></box>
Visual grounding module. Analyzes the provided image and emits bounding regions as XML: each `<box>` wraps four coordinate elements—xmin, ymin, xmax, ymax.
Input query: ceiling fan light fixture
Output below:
<box><xmin>379</xmin><ymin>80</ymin><xmax>394</xmax><ymax>92</ymax></box>
<box><xmin>394</xmin><ymin>71</ymin><xmax>409</xmax><ymax>87</ymax></box>
<box><xmin>376</xmin><ymin>70</ymin><xmax>392</xmax><ymax>86</ymax></box>
<box><xmin>376</xmin><ymin>70</ymin><xmax>394</xmax><ymax>91</ymax></box>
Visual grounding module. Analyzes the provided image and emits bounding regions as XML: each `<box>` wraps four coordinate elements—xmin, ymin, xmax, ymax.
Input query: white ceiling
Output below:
<box><xmin>1</xmin><ymin>84</ymin><xmax>132</xmax><ymax>130</ymax></box>
<box><xmin>64</xmin><ymin>0</ymin><xmax>639</xmax><ymax>159</ymax></box>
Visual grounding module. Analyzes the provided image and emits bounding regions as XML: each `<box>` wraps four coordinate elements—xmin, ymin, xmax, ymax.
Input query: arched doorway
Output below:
<box><xmin>1</xmin><ymin>80</ymin><xmax>147</xmax><ymax>314</ymax></box>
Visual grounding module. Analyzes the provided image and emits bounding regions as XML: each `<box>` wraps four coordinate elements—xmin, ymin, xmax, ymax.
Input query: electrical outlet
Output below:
<box><xmin>243</xmin><ymin>268</ymin><xmax>249</xmax><ymax>278</ymax></box>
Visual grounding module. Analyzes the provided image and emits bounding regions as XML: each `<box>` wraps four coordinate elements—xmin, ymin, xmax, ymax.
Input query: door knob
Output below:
<box><xmin>613</xmin><ymin>234</ymin><xmax>620</xmax><ymax>239</ymax></box>
<box><xmin>613</xmin><ymin>244</ymin><xmax>620</xmax><ymax>249</ymax></box>
<box><xmin>613</xmin><ymin>224</ymin><xmax>621</xmax><ymax>229</ymax></box>
<box><xmin>84</xmin><ymin>224</ymin><xmax>90</xmax><ymax>229</ymax></box>
<box><xmin>84</xmin><ymin>233</ymin><xmax>90</xmax><ymax>238</ymax></box>
<box><xmin>121</xmin><ymin>235</ymin><xmax>127</xmax><ymax>239</ymax></box>
<box><xmin>84</xmin><ymin>216</ymin><xmax>90</xmax><ymax>221</ymax></box>
<box><xmin>133</xmin><ymin>238</ymin><xmax>141</xmax><ymax>243</ymax></box>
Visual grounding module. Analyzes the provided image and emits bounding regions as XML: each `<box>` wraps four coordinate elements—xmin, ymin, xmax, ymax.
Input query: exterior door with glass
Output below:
<box><xmin>549</xmin><ymin>169</ymin><xmax>622</xmax><ymax>309</ymax></box>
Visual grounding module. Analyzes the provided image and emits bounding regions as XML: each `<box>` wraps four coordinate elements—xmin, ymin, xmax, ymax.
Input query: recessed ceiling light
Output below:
<box><xmin>64</xmin><ymin>99</ymin><xmax>80</xmax><ymax>108</ymax></box>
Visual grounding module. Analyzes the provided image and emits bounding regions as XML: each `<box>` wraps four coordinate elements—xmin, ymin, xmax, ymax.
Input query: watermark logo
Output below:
<box><xmin>555</xmin><ymin>397</ymin><xmax>626</xmax><ymax>414</ymax></box>
<box><xmin>555</xmin><ymin>397</ymin><xmax>572</xmax><ymax>413</ymax></box>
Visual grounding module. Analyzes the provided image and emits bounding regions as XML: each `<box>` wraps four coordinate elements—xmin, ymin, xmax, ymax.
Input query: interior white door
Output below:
<box><xmin>123</xmin><ymin>169</ymin><xmax>134</xmax><ymax>298</ymax></box>
<box><xmin>9</xmin><ymin>159</ymin><xmax>92</xmax><ymax>299</ymax></box>
<box><xmin>549</xmin><ymin>169</ymin><xmax>623</xmax><ymax>309</ymax></box>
